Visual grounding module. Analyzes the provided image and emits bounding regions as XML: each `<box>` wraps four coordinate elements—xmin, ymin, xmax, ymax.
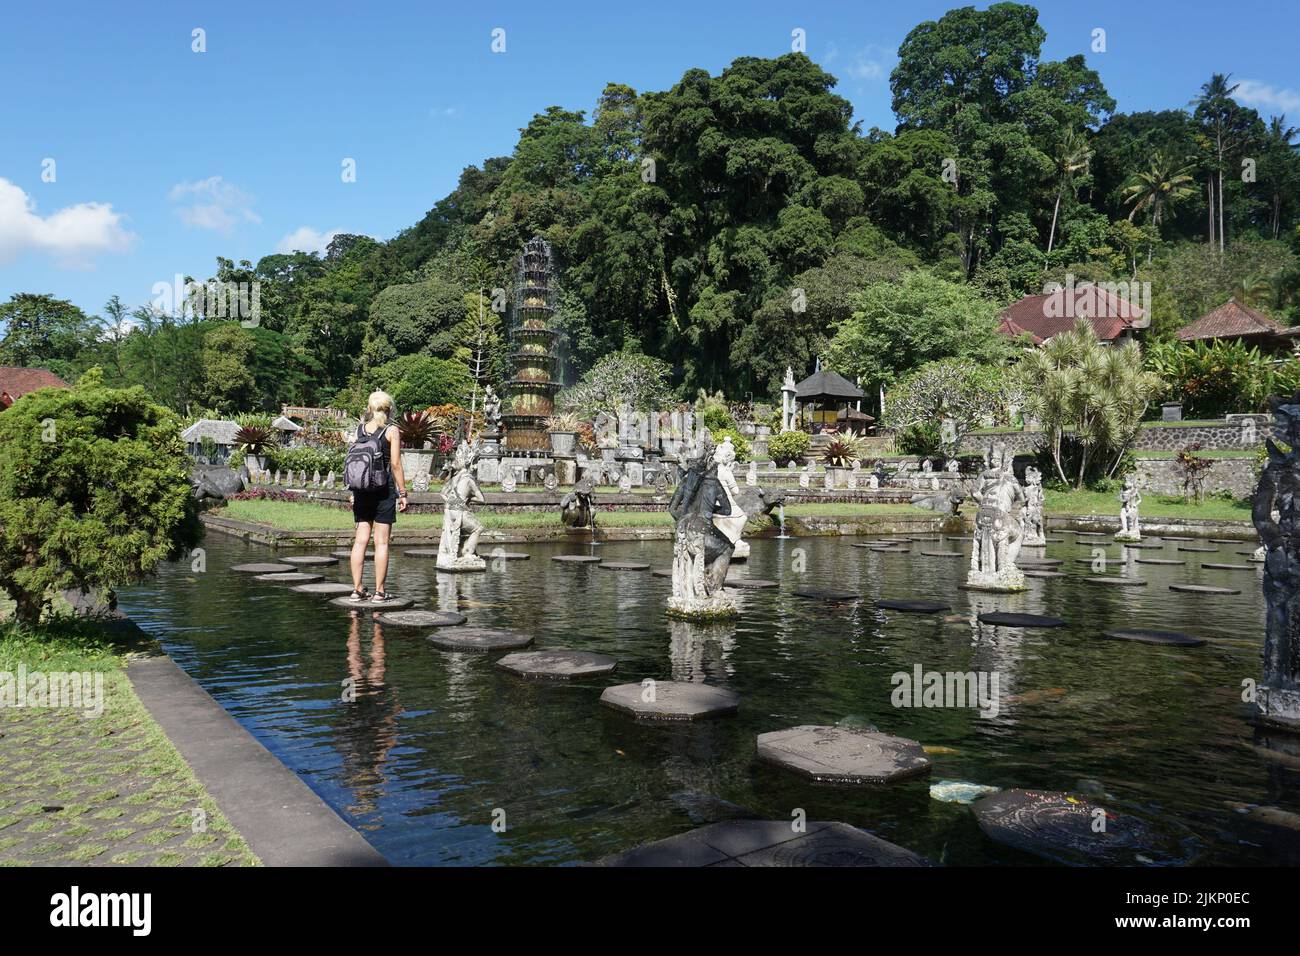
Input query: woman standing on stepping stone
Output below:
<box><xmin>345</xmin><ymin>391</ymin><xmax>408</xmax><ymax>605</ymax></box>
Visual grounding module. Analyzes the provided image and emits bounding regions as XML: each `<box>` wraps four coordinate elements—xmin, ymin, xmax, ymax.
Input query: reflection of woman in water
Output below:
<box><xmin>336</xmin><ymin>614</ymin><xmax>403</xmax><ymax>817</ymax></box>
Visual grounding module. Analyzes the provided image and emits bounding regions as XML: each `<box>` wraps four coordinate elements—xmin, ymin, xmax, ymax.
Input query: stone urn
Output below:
<box><xmin>400</xmin><ymin>448</ymin><xmax>435</xmax><ymax>491</ymax></box>
<box><xmin>824</xmin><ymin>465</ymin><xmax>850</xmax><ymax>490</ymax></box>
<box><xmin>549</xmin><ymin>431</ymin><xmax>577</xmax><ymax>456</ymax></box>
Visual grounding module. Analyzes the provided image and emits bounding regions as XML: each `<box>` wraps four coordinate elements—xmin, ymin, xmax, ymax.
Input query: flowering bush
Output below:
<box><xmin>228</xmin><ymin>487</ymin><xmax>301</xmax><ymax>502</ymax></box>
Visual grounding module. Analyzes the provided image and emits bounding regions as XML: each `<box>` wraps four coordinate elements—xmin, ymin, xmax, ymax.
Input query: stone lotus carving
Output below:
<box><xmin>1252</xmin><ymin>390</ymin><xmax>1300</xmax><ymax>730</ymax></box>
<box><xmin>967</xmin><ymin>443</ymin><xmax>1026</xmax><ymax>592</ymax></box>
<box><xmin>437</xmin><ymin>441</ymin><xmax>486</xmax><ymax>572</ymax></box>
<box><xmin>667</xmin><ymin>434</ymin><xmax>747</xmax><ymax>618</ymax></box>
<box><xmin>1115</xmin><ymin>475</ymin><xmax>1142</xmax><ymax>542</ymax></box>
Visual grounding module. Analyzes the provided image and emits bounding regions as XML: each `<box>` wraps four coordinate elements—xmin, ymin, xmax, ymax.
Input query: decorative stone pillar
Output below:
<box><xmin>781</xmin><ymin>367</ymin><xmax>797</xmax><ymax>433</ymax></box>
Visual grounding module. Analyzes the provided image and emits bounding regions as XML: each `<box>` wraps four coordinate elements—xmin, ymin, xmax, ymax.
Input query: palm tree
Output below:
<box><xmin>1045</xmin><ymin>129</ymin><xmax>1092</xmax><ymax>264</ymax></box>
<box><xmin>1263</xmin><ymin>115</ymin><xmax>1300</xmax><ymax>240</ymax></box>
<box><xmin>1193</xmin><ymin>73</ymin><xmax>1244</xmax><ymax>253</ymax></box>
<box><xmin>1122</xmin><ymin>151</ymin><xmax>1198</xmax><ymax>232</ymax></box>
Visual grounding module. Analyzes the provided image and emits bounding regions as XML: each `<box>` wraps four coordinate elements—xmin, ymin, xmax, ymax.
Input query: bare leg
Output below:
<box><xmin>351</xmin><ymin>521</ymin><xmax>372</xmax><ymax>591</ymax></box>
<box><xmin>460</xmin><ymin>513</ymin><xmax>484</xmax><ymax>557</ymax></box>
<box><xmin>373</xmin><ymin>522</ymin><xmax>392</xmax><ymax>593</ymax></box>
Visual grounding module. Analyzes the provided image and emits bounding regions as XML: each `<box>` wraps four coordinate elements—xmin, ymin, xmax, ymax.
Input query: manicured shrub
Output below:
<box><xmin>768</xmin><ymin>430</ymin><xmax>811</xmax><ymax>466</ymax></box>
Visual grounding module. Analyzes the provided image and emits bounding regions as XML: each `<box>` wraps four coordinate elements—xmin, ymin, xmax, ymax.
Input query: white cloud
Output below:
<box><xmin>844</xmin><ymin>44</ymin><xmax>896</xmax><ymax>83</ymax></box>
<box><xmin>1235</xmin><ymin>79</ymin><xmax>1300</xmax><ymax>116</ymax></box>
<box><xmin>168</xmin><ymin>175</ymin><xmax>261</xmax><ymax>232</ymax></box>
<box><xmin>430</xmin><ymin>106</ymin><xmax>460</xmax><ymax>118</ymax></box>
<box><xmin>275</xmin><ymin>226</ymin><xmax>344</xmax><ymax>255</ymax></box>
<box><xmin>0</xmin><ymin>177</ymin><xmax>135</xmax><ymax>269</ymax></box>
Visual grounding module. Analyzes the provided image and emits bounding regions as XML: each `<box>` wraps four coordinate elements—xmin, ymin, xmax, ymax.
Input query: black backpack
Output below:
<box><xmin>344</xmin><ymin>423</ymin><xmax>391</xmax><ymax>491</ymax></box>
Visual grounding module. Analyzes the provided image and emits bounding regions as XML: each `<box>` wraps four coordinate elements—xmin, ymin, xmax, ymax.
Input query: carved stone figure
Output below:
<box><xmin>667</xmin><ymin>434</ymin><xmax>746</xmax><ymax>618</ymax></box>
<box><xmin>1115</xmin><ymin>475</ymin><xmax>1142</xmax><ymax>542</ymax></box>
<box><xmin>1252</xmin><ymin>391</ymin><xmax>1300</xmax><ymax>730</ymax></box>
<box><xmin>746</xmin><ymin>460</ymin><xmax>758</xmax><ymax>486</ymax></box>
<box><xmin>560</xmin><ymin>473</ymin><xmax>597</xmax><ymax>532</ymax></box>
<box><xmin>1022</xmin><ymin>466</ymin><xmax>1046</xmax><ymax>546</ymax></box>
<box><xmin>437</xmin><ymin>441</ymin><xmax>486</xmax><ymax>572</ymax></box>
<box><xmin>482</xmin><ymin>385</ymin><xmax>501</xmax><ymax>431</ymax></box>
<box><xmin>967</xmin><ymin>443</ymin><xmax>1026</xmax><ymax>592</ymax></box>
<box><xmin>500</xmin><ymin>469</ymin><xmax>517</xmax><ymax>493</ymax></box>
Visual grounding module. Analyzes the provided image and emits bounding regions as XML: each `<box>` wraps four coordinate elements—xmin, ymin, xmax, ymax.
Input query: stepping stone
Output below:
<box><xmin>1077</xmin><ymin>539</ymin><xmax>1113</xmax><ymax>547</ymax></box>
<box><xmin>1169</xmin><ymin>584</ymin><xmax>1240</xmax><ymax>595</ymax></box>
<box><xmin>377</xmin><ymin>609</ymin><xmax>467</xmax><ymax>627</ymax></box>
<box><xmin>1017</xmin><ymin>557</ymin><xmax>1063</xmax><ymax>567</ymax></box>
<box><xmin>1202</xmin><ymin>563</ymin><xmax>1254</xmax><ymax>571</ymax></box>
<box><xmin>1135</xmin><ymin>558</ymin><xmax>1185</xmax><ymax>565</ymax></box>
<box><xmin>484</xmin><ymin>551</ymin><xmax>530</xmax><ymax>560</ymax></box>
<box><xmin>279</xmin><ymin>555</ymin><xmax>338</xmax><ymax>566</ymax></box>
<box><xmin>875</xmin><ymin>599</ymin><xmax>950</xmax><ymax>613</ymax></box>
<box><xmin>427</xmin><ymin>627</ymin><xmax>533</xmax><ymax>652</ymax></box>
<box><xmin>1084</xmin><ymin>576</ymin><xmax>1147</xmax><ymax>587</ymax></box>
<box><xmin>231</xmin><ymin>562</ymin><xmax>295</xmax><ymax>574</ymax></box>
<box><xmin>599</xmin><ymin>681</ymin><xmax>739</xmax><ymax>721</ymax></box>
<box><xmin>1177</xmin><ymin>546</ymin><xmax>1218</xmax><ymax>553</ymax></box>
<box><xmin>330</xmin><ymin>595</ymin><xmax>415</xmax><ymax>610</ymax></box>
<box><xmin>332</xmin><ymin>549</ymin><xmax>373</xmax><ymax>559</ymax></box>
<box><xmin>599</xmin><ymin>561</ymin><xmax>650</xmax><ymax>571</ymax></box>
<box><xmin>757</xmin><ymin>725</ymin><xmax>931</xmax><ymax>784</ymax></box>
<box><xmin>859</xmin><ymin>545</ymin><xmax>910</xmax><ymax>553</ymax></box>
<box><xmin>907</xmin><ymin>537</ymin><xmax>943</xmax><ymax>543</ymax></box>
<box><xmin>972</xmin><ymin>789</ymin><xmax>1167</xmax><ymax>865</ymax></box>
<box><xmin>594</xmin><ymin>820</ymin><xmax>927</xmax><ymax>867</ymax></box>
<box><xmin>919</xmin><ymin>550</ymin><xmax>962</xmax><ymax>557</ymax></box>
<box><xmin>1120</xmin><ymin>541</ymin><xmax>1162</xmax><ymax>549</ymax></box>
<box><xmin>403</xmin><ymin>549</ymin><xmax>440</xmax><ymax>558</ymax></box>
<box><xmin>724</xmin><ymin>578</ymin><xmax>779</xmax><ymax>589</ymax></box>
<box><xmin>1073</xmin><ymin>557</ymin><xmax>1116</xmax><ymax>565</ymax></box>
<box><xmin>254</xmin><ymin>571</ymin><xmax>325</xmax><ymax>583</ymax></box>
<box><xmin>1073</xmin><ymin>531</ymin><xmax>1107</xmax><ymax>537</ymax></box>
<box><xmin>1102</xmin><ymin>629</ymin><xmax>1206</xmax><ymax>647</ymax></box>
<box><xmin>1022</xmin><ymin>569</ymin><xmax>1066</xmax><ymax>579</ymax></box>
<box><xmin>978</xmin><ymin>612</ymin><xmax>1066</xmax><ymax>628</ymax></box>
<box><xmin>1208</xmin><ymin>538</ymin><xmax>1242</xmax><ymax>544</ymax></box>
<box><xmin>551</xmin><ymin>555</ymin><xmax>603</xmax><ymax>564</ymax></box>
<box><xmin>289</xmin><ymin>582</ymin><xmax>357</xmax><ymax>596</ymax></box>
<box><xmin>1042</xmin><ymin>537</ymin><xmax>1065</xmax><ymax>543</ymax></box>
<box><xmin>497</xmin><ymin>649</ymin><xmax>617</xmax><ymax>680</ymax></box>
<box><xmin>651</xmin><ymin>568</ymin><xmax>673</xmax><ymax>578</ymax></box>
<box><xmin>1160</xmin><ymin>535</ymin><xmax>1194</xmax><ymax>541</ymax></box>
<box><xmin>792</xmin><ymin>588</ymin><xmax>858</xmax><ymax>602</ymax></box>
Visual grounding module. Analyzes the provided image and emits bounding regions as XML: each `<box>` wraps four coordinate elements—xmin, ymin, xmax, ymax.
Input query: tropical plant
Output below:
<box><xmin>884</xmin><ymin>359</ymin><xmax>1018</xmax><ymax>458</ymax></box>
<box><xmin>1144</xmin><ymin>337</ymin><xmax>1300</xmax><ymax>418</ymax></box>
<box><xmin>694</xmin><ymin>389</ymin><xmax>736</xmax><ymax>434</ymax></box>
<box><xmin>234</xmin><ymin>424</ymin><xmax>277</xmax><ymax>456</ymax></box>
<box><xmin>544</xmin><ymin>412</ymin><xmax>583</xmax><ymax>433</ymax></box>
<box><xmin>710</xmin><ymin>428</ymin><xmax>751</xmax><ymax>463</ymax></box>
<box><xmin>1175</xmin><ymin>443</ymin><xmax>1214</xmax><ymax>502</ymax></box>
<box><xmin>397</xmin><ymin>410</ymin><xmax>436</xmax><ymax>449</ymax></box>
<box><xmin>1122</xmin><ymin>150</ymin><xmax>1197</xmax><ymax>232</ymax></box>
<box><xmin>557</xmin><ymin>351</ymin><xmax>674</xmax><ymax>415</ymax></box>
<box><xmin>268</xmin><ymin>445</ymin><xmax>345</xmax><ymax>476</ymax></box>
<box><xmin>824</xmin><ymin>434</ymin><xmax>867</xmax><ymax>468</ymax></box>
<box><xmin>1046</xmin><ymin>129</ymin><xmax>1092</xmax><ymax>261</ymax></box>
<box><xmin>768</xmin><ymin>430</ymin><xmax>811</xmax><ymax>466</ymax></box>
<box><xmin>1018</xmin><ymin>319</ymin><xmax>1163</xmax><ymax>488</ymax></box>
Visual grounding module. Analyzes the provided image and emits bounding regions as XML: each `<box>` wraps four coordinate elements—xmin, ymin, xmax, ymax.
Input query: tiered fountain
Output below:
<box><xmin>502</xmin><ymin>236</ymin><xmax>562</xmax><ymax>452</ymax></box>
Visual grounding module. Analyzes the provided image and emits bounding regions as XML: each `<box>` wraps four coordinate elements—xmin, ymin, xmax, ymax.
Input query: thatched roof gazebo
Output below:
<box><xmin>794</xmin><ymin>369</ymin><xmax>870</xmax><ymax>433</ymax></box>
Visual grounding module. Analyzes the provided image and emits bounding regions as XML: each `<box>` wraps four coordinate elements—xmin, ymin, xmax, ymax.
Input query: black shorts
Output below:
<box><xmin>352</xmin><ymin>484</ymin><xmax>397</xmax><ymax>525</ymax></box>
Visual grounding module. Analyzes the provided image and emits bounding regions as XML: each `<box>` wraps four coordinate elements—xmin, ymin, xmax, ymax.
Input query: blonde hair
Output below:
<box><xmin>366</xmin><ymin>390</ymin><xmax>394</xmax><ymax>430</ymax></box>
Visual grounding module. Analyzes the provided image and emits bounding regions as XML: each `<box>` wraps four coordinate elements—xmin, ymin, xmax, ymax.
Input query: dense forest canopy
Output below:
<box><xmin>5</xmin><ymin>2</ymin><xmax>1299</xmax><ymax>418</ymax></box>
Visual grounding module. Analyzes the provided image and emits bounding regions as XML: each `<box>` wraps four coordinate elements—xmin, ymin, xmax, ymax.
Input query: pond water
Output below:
<box><xmin>119</xmin><ymin>530</ymin><xmax>1299</xmax><ymax>866</ymax></box>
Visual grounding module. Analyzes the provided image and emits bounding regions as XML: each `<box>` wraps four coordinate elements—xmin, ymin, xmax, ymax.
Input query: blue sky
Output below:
<box><xmin>2</xmin><ymin>0</ymin><xmax>1298</xmax><ymax>318</ymax></box>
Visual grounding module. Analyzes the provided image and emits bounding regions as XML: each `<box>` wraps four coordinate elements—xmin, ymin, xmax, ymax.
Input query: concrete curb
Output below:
<box><xmin>127</xmin><ymin>654</ymin><xmax>388</xmax><ymax>867</ymax></box>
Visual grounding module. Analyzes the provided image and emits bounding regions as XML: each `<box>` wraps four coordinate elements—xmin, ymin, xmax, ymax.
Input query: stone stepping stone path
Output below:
<box><xmin>1076</xmin><ymin>539</ymin><xmax>1113</xmax><ymax>547</ymax></box>
<box><xmin>1135</xmin><ymin>558</ymin><xmax>1185</xmax><ymax>565</ymax></box>
<box><xmin>428</xmin><ymin>627</ymin><xmax>533</xmax><ymax>652</ymax></box>
<box><xmin>231</xmin><ymin>562</ymin><xmax>295</xmax><ymax>574</ymax></box>
<box><xmin>594</xmin><ymin>820</ymin><xmax>927</xmax><ymax>867</ymax></box>
<box><xmin>1160</xmin><ymin>535</ymin><xmax>1194</xmax><ymax>541</ymax></box>
<box><xmin>1022</xmin><ymin>569</ymin><xmax>1067</xmax><ymax>579</ymax></box>
<box><xmin>1202</xmin><ymin>563</ymin><xmax>1255</xmax><ymax>571</ymax></box>
<box><xmin>551</xmin><ymin>554</ymin><xmax>603</xmax><ymax>564</ymax></box>
<box><xmin>792</xmin><ymin>588</ymin><xmax>858</xmax><ymax>602</ymax></box>
<box><xmin>1208</xmin><ymin>538</ymin><xmax>1244</xmax><ymax>544</ymax></box>
<box><xmin>497</xmin><ymin>649</ymin><xmax>617</xmax><ymax>680</ymax></box>
<box><xmin>254</xmin><ymin>571</ymin><xmax>325</xmax><ymax>583</ymax></box>
<box><xmin>651</xmin><ymin>568</ymin><xmax>673</xmax><ymax>578</ymax></box>
<box><xmin>757</xmin><ymin>725</ymin><xmax>931</xmax><ymax>784</ymax></box>
<box><xmin>1073</xmin><ymin>557</ymin><xmax>1117</xmax><ymax>565</ymax></box>
<box><xmin>919</xmin><ymin>550</ymin><xmax>963</xmax><ymax>557</ymax></box>
<box><xmin>1042</xmin><ymin>537</ymin><xmax>1065</xmax><ymax>543</ymax></box>
<box><xmin>1169</xmin><ymin>583</ymin><xmax>1240</xmax><ymax>595</ymax></box>
<box><xmin>1120</xmin><ymin>541</ymin><xmax>1162</xmax><ymax>549</ymax></box>
<box><xmin>1177</xmin><ymin>545</ymin><xmax>1218</xmax><ymax>553</ymax></box>
<box><xmin>874</xmin><ymin>599</ymin><xmax>950</xmax><ymax>613</ymax></box>
<box><xmin>1017</xmin><ymin>557</ymin><xmax>1063</xmax><ymax>567</ymax></box>
<box><xmin>1073</xmin><ymin>531</ymin><xmax>1108</xmax><ymax>537</ymax></box>
<box><xmin>484</xmin><ymin>551</ymin><xmax>530</xmax><ymax>560</ymax></box>
<box><xmin>972</xmin><ymin>789</ymin><xmax>1171</xmax><ymax>865</ymax></box>
<box><xmin>599</xmin><ymin>561</ymin><xmax>650</xmax><ymax>571</ymax></box>
<box><xmin>377</xmin><ymin>609</ymin><xmax>467</xmax><ymax>628</ymax></box>
<box><xmin>599</xmin><ymin>681</ymin><xmax>739</xmax><ymax>721</ymax></box>
<box><xmin>863</xmin><ymin>547</ymin><xmax>910</xmax><ymax>554</ymax></box>
<box><xmin>907</xmin><ymin>537</ymin><xmax>944</xmax><ymax>543</ymax></box>
<box><xmin>332</xmin><ymin>549</ymin><xmax>372</xmax><ymax>559</ymax></box>
<box><xmin>403</xmin><ymin>549</ymin><xmax>440</xmax><ymax>558</ymax></box>
<box><xmin>724</xmin><ymin>578</ymin><xmax>779</xmax><ymax>589</ymax></box>
<box><xmin>1084</xmin><ymin>576</ymin><xmax>1147</xmax><ymax>587</ymax></box>
<box><xmin>289</xmin><ymin>582</ymin><xmax>356</xmax><ymax>596</ymax></box>
<box><xmin>330</xmin><ymin>595</ymin><xmax>415</xmax><ymax>611</ymax></box>
<box><xmin>978</xmin><ymin>612</ymin><xmax>1066</xmax><ymax>628</ymax></box>
<box><xmin>279</xmin><ymin>555</ymin><xmax>338</xmax><ymax>566</ymax></box>
<box><xmin>1102</xmin><ymin>628</ymin><xmax>1206</xmax><ymax>647</ymax></box>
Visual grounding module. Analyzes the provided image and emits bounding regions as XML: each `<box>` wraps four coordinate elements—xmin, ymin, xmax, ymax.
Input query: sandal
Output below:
<box><xmin>347</xmin><ymin>588</ymin><xmax>370</xmax><ymax>603</ymax></box>
<box><xmin>370</xmin><ymin>590</ymin><xmax>398</xmax><ymax>605</ymax></box>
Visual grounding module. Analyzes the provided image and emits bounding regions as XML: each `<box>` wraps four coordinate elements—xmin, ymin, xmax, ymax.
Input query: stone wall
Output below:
<box><xmin>960</xmin><ymin>415</ymin><xmax>1270</xmax><ymax>456</ymax></box>
<box><xmin>1133</xmin><ymin>456</ymin><xmax>1258</xmax><ymax>499</ymax></box>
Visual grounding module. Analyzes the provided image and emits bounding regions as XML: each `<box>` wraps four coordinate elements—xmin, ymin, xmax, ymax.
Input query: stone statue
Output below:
<box><xmin>1021</xmin><ymin>466</ymin><xmax>1046</xmax><ymax>546</ymax></box>
<box><xmin>967</xmin><ymin>443</ymin><xmax>1026</xmax><ymax>592</ymax></box>
<box><xmin>922</xmin><ymin>459</ymin><xmax>933</xmax><ymax>474</ymax></box>
<box><xmin>500</xmin><ymin>470</ymin><xmax>517</xmax><ymax>493</ymax></box>
<box><xmin>560</xmin><ymin>473</ymin><xmax>597</xmax><ymax>532</ymax></box>
<box><xmin>1252</xmin><ymin>390</ymin><xmax>1300</xmax><ymax>730</ymax></box>
<box><xmin>746</xmin><ymin>460</ymin><xmax>758</xmax><ymax>486</ymax></box>
<box><xmin>1115</xmin><ymin>475</ymin><xmax>1142</xmax><ymax>542</ymax></box>
<box><xmin>436</xmin><ymin>441</ymin><xmax>486</xmax><ymax>572</ymax></box>
<box><xmin>482</xmin><ymin>385</ymin><xmax>501</xmax><ymax>431</ymax></box>
<box><xmin>667</xmin><ymin>434</ymin><xmax>746</xmax><ymax>618</ymax></box>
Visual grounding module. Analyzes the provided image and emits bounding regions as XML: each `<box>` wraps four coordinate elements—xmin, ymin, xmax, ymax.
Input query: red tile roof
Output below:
<box><xmin>0</xmin><ymin>366</ymin><xmax>69</xmax><ymax>408</ymax></box>
<box><xmin>997</xmin><ymin>285</ymin><xmax>1146</xmax><ymax>345</ymax></box>
<box><xmin>1176</xmin><ymin>299</ymin><xmax>1285</xmax><ymax>342</ymax></box>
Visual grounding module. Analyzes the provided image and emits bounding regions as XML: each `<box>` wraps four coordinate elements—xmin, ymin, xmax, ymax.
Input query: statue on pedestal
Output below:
<box><xmin>483</xmin><ymin>385</ymin><xmax>501</xmax><ymax>432</ymax></box>
<box><xmin>1252</xmin><ymin>390</ymin><xmax>1300</xmax><ymax>730</ymax></box>
<box><xmin>436</xmin><ymin>441</ymin><xmax>486</xmax><ymax>572</ymax></box>
<box><xmin>967</xmin><ymin>443</ymin><xmax>1026</xmax><ymax>592</ymax></box>
<box><xmin>1022</xmin><ymin>466</ymin><xmax>1046</xmax><ymax>546</ymax></box>
<box><xmin>1115</xmin><ymin>475</ymin><xmax>1142</xmax><ymax>542</ymax></box>
<box><xmin>560</xmin><ymin>473</ymin><xmax>597</xmax><ymax>533</ymax></box>
<box><xmin>667</xmin><ymin>434</ymin><xmax>746</xmax><ymax>619</ymax></box>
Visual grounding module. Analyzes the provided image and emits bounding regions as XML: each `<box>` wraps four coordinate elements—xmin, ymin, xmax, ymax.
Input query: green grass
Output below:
<box><xmin>1044</xmin><ymin>488</ymin><xmax>1251</xmax><ymax>521</ymax></box>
